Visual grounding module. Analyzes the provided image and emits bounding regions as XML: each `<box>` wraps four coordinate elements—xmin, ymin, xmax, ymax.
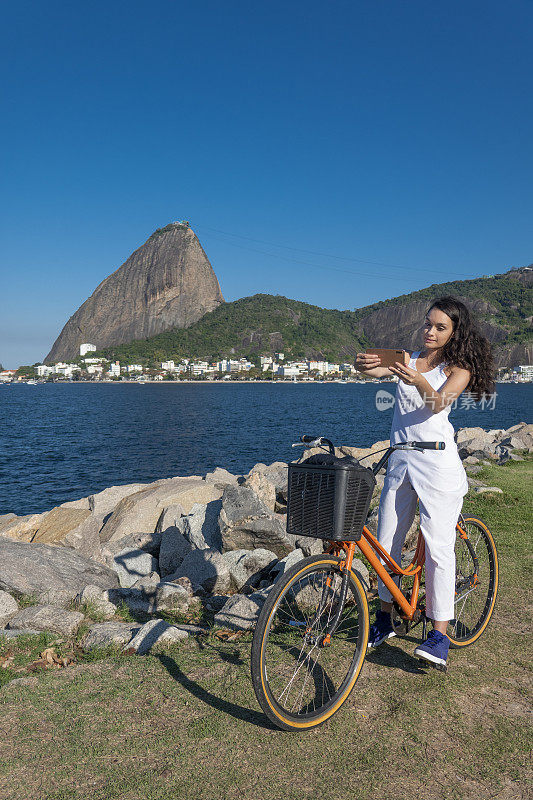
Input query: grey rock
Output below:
<box><xmin>102</xmin><ymin>530</ymin><xmax>162</xmax><ymax>559</ymax></box>
<box><xmin>465</xmin><ymin>464</ymin><xmax>483</xmax><ymax>475</ymax></box>
<box><xmin>59</xmin><ymin>497</ymin><xmax>91</xmax><ymax>510</ymax></box>
<box><xmin>295</xmin><ymin>537</ymin><xmax>324</xmax><ymax>557</ymax></box>
<box><xmin>112</xmin><ymin>548</ymin><xmax>158</xmax><ymax>588</ymax></box>
<box><xmin>123</xmin><ymin>619</ymin><xmax>188</xmax><ymax>654</ymax></box>
<box><xmin>351</xmin><ymin>558</ymin><xmax>370</xmax><ymax>592</ymax></box>
<box><xmin>89</xmin><ymin>483</ymin><xmax>149</xmax><ymax>517</ymax></box>
<box><xmin>7</xmin><ymin>605</ymin><xmax>84</xmax><ymax>637</ymax></box>
<box><xmin>169</xmin><ymin>549</ymin><xmax>231</xmax><ymax>594</ymax></box>
<box><xmin>99</xmin><ymin>478</ymin><xmax>222</xmax><ymax>545</ymax></box>
<box><xmin>36</xmin><ymin>588</ymin><xmax>81</xmax><ymax>607</ymax></box>
<box><xmin>364</xmin><ymin>507</ymin><xmax>380</xmax><ymax>536</ymax></box>
<box><xmin>105</xmin><ymin>587</ymin><xmax>156</xmax><ymax>615</ymax></box>
<box><xmin>83</xmin><ymin>621</ymin><xmax>142</xmax><ymax>650</ymax></box>
<box><xmin>168</xmin><ymin>576</ymin><xmax>195</xmax><ymax>597</ymax></box>
<box><xmin>154</xmin><ymin>582</ymin><xmax>190</xmax><ymax>613</ymax></box>
<box><xmin>130</xmin><ymin>571</ymin><xmax>161</xmax><ymax>590</ymax></box>
<box><xmin>61</xmin><ymin>513</ymin><xmax>105</xmax><ymax>563</ymax></box>
<box><xmin>0</xmin><ymin>629</ymin><xmax>41</xmax><ymax>640</ymax></box>
<box><xmin>156</xmin><ymin>507</ymin><xmax>194</xmax><ymax>575</ymax></box>
<box><xmin>30</xmin><ymin>507</ymin><xmax>92</xmax><ymax>545</ymax></box>
<box><xmin>0</xmin><ymin>540</ymin><xmax>119</xmax><ymax>595</ymax></box>
<box><xmin>205</xmin><ymin>467</ymin><xmax>240</xmax><ymax>489</ymax></box>
<box><xmin>474</xmin><ymin>486</ymin><xmax>504</xmax><ymax>495</ymax></box>
<box><xmin>0</xmin><ymin>590</ymin><xmax>19</xmax><ymax>627</ymax></box>
<box><xmin>241</xmin><ymin>470</ymin><xmax>276</xmax><ymax>510</ymax></box>
<box><xmin>214</xmin><ymin>588</ymin><xmax>270</xmax><ymax>631</ymax></box>
<box><xmin>222</xmin><ymin>548</ymin><xmax>278</xmax><ymax>591</ymax></box>
<box><xmin>0</xmin><ymin>513</ymin><xmax>17</xmax><ymax>530</ymax></box>
<box><xmin>272</xmin><ymin>548</ymin><xmax>306</xmax><ymax>577</ymax></box>
<box><xmin>77</xmin><ymin>585</ymin><xmax>117</xmax><ymax>619</ymax></box>
<box><xmin>0</xmin><ymin>513</ymin><xmax>47</xmax><ymax>543</ymax></box>
<box><xmin>220</xmin><ymin>486</ymin><xmax>295</xmax><ymax>557</ymax></box>
<box><xmin>175</xmin><ymin>500</ymin><xmax>223</xmax><ymax>552</ymax></box>
<box><xmin>220</xmin><ymin>485</ymin><xmax>270</xmax><ymax>526</ymax></box>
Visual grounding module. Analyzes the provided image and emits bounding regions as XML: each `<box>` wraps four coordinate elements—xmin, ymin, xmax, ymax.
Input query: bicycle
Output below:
<box><xmin>251</xmin><ymin>435</ymin><xmax>499</xmax><ymax>731</ymax></box>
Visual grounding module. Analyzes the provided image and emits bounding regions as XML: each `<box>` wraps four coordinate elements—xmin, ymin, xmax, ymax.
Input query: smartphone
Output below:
<box><xmin>365</xmin><ymin>348</ymin><xmax>408</xmax><ymax>368</ymax></box>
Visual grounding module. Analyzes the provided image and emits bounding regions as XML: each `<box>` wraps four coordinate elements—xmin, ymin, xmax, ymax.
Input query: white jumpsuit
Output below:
<box><xmin>376</xmin><ymin>351</ymin><xmax>469</xmax><ymax>621</ymax></box>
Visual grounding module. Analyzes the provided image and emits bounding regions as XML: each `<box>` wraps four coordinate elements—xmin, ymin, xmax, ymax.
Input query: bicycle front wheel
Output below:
<box><xmin>251</xmin><ymin>554</ymin><xmax>369</xmax><ymax>731</ymax></box>
<box><xmin>448</xmin><ymin>516</ymin><xmax>498</xmax><ymax>647</ymax></box>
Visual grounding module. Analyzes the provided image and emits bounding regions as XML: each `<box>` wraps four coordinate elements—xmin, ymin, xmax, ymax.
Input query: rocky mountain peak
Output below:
<box><xmin>44</xmin><ymin>224</ymin><xmax>224</xmax><ymax>362</ymax></box>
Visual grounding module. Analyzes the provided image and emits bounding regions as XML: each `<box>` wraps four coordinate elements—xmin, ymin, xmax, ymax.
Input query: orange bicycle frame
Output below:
<box><xmin>329</xmin><ymin>525</ymin><xmax>426</xmax><ymax>620</ymax></box>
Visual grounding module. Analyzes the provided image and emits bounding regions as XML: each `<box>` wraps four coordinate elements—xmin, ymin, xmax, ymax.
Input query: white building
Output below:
<box><xmin>86</xmin><ymin>364</ymin><xmax>103</xmax><ymax>375</ymax></box>
<box><xmin>52</xmin><ymin>362</ymin><xmax>79</xmax><ymax>377</ymax></box>
<box><xmin>127</xmin><ymin>365</ymin><xmax>143</xmax><ymax>373</ymax></box>
<box><xmin>36</xmin><ymin>365</ymin><xmax>53</xmax><ymax>377</ymax></box>
<box><xmin>108</xmin><ymin>361</ymin><xmax>120</xmax><ymax>377</ymax></box>
<box><xmin>80</xmin><ymin>343</ymin><xmax>97</xmax><ymax>357</ymax></box>
<box><xmin>162</xmin><ymin>361</ymin><xmax>175</xmax><ymax>371</ymax></box>
<box><xmin>514</xmin><ymin>365</ymin><xmax>533</xmax><ymax>381</ymax></box>
<box><xmin>83</xmin><ymin>357</ymin><xmax>105</xmax><ymax>365</ymax></box>
<box><xmin>190</xmin><ymin>361</ymin><xmax>213</xmax><ymax>376</ymax></box>
<box><xmin>277</xmin><ymin>365</ymin><xmax>300</xmax><ymax>378</ymax></box>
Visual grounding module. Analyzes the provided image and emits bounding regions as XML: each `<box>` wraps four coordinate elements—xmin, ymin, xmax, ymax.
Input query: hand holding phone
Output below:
<box><xmin>364</xmin><ymin>349</ymin><xmax>408</xmax><ymax>369</ymax></box>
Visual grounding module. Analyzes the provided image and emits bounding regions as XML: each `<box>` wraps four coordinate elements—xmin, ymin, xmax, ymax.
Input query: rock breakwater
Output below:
<box><xmin>0</xmin><ymin>422</ymin><xmax>530</xmax><ymax>658</ymax></box>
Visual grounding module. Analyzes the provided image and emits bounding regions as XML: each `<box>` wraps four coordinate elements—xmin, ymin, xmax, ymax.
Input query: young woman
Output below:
<box><xmin>355</xmin><ymin>296</ymin><xmax>495</xmax><ymax>668</ymax></box>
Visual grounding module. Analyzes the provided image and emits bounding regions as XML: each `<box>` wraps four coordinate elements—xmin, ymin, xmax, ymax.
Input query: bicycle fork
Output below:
<box><xmin>304</xmin><ymin>544</ymin><xmax>356</xmax><ymax>648</ymax></box>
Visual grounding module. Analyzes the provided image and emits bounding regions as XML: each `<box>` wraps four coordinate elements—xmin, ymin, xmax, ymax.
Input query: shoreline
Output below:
<box><xmin>4</xmin><ymin>379</ymin><xmax>529</xmax><ymax>386</ymax></box>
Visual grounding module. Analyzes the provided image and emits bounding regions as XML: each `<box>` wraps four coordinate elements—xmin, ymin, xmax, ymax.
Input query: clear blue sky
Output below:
<box><xmin>1</xmin><ymin>1</ymin><xmax>532</xmax><ymax>367</ymax></box>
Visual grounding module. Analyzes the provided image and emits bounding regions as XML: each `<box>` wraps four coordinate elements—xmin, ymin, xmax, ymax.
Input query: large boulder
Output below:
<box><xmin>214</xmin><ymin>588</ymin><xmax>270</xmax><ymax>631</ymax></box>
<box><xmin>76</xmin><ymin>585</ymin><xmax>117</xmax><ymax>619</ymax></box>
<box><xmin>169</xmin><ymin>549</ymin><xmax>231</xmax><ymax>594</ymax></box>
<box><xmin>61</xmin><ymin>513</ymin><xmax>105</xmax><ymax>562</ymax></box>
<box><xmin>83</xmin><ymin>621</ymin><xmax>141</xmax><ymax>650</ymax></box>
<box><xmin>219</xmin><ymin>486</ymin><xmax>295</xmax><ymax>557</ymax></box>
<box><xmin>123</xmin><ymin>619</ymin><xmax>188</xmax><ymax>654</ymax></box>
<box><xmin>89</xmin><ymin>483</ymin><xmax>149</xmax><ymax>517</ymax></box>
<box><xmin>99</xmin><ymin>478</ymin><xmax>222</xmax><ymax>544</ymax></box>
<box><xmin>30</xmin><ymin>507</ymin><xmax>92</xmax><ymax>544</ymax></box>
<box><xmin>0</xmin><ymin>540</ymin><xmax>119</xmax><ymax>595</ymax></box>
<box><xmin>111</xmin><ymin>547</ymin><xmax>158</xmax><ymax>588</ymax></box>
<box><xmin>156</xmin><ymin>508</ymin><xmax>193</xmax><ymax>577</ymax></box>
<box><xmin>241</xmin><ymin>470</ymin><xmax>276</xmax><ymax>510</ymax></box>
<box><xmin>159</xmin><ymin>500</ymin><xmax>222</xmax><ymax>553</ymax></box>
<box><xmin>0</xmin><ymin>590</ymin><xmax>19</xmax><ymax>627</ymax></box>
<box><xmin>0</xmin><ymin>513</ymin><xmax>46</xmax><ymax>543</ymax></box>
<box><xmin>104</xmin><ymin>582</ymin><xmax>191</xmax><ymax>615</ymax></box>
<box><xmin>7</xmin><ymin>605</ymin><xmax>84</xmax><ymax>637</ymax></box>
<box><xmin>205</xmin><ymin>468</ymin><xmax>240</xmax><ymax>489</ymax></box>
<box><xmin>221</xmin><ymin>548</ymin><xmax>278</xmax><ymax>591</ymax></box>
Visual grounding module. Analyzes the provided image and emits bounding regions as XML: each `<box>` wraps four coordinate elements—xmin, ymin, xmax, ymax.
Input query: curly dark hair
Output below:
<box><xmin>425</xmin><ymin>296</ymin><xmax>495</xmax><ymax>401</ymax></box>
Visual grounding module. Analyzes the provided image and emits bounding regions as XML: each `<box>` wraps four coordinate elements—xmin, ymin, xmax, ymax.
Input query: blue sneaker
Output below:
<box><xmin>367</xmin><ymin>610</ymin><xmax>396</xmax><ymax>649</ymax></box>
<box><xmin>414</xmin><ymin>630</ymin><xmax>450</xmax><ymax>670</ymax></box>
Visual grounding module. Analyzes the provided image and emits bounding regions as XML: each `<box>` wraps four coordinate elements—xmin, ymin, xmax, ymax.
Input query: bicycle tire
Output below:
<box><xmin>448</xmin><ymin>515</ymin><xmax>498</xmax><ymax>648</ymax></box>
<box><xmin>251</xmin><ymin>554</ymin><xmax>369</xmax><ymax>731</ymax></box>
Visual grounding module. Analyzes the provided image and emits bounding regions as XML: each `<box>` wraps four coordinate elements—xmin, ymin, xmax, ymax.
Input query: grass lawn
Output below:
<box><xmin>1</xmin><ymin>458</ymin><xmax>531</xmax><ymax>800</ymax></box>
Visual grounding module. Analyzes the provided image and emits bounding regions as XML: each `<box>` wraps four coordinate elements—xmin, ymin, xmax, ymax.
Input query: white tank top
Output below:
<box><xmin>387</xmin><ymin>350</ymin><xmax>468</xmax><ymax>496</ymax></box>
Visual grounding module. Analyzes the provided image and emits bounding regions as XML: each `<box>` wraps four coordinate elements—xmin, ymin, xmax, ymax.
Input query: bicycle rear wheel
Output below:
<box><xmin>251</xmin><ymin>554</ymin><xmax>369</xmax><ymax>731</ymax></box>
<box><xmin>448</xmin><ymin>516</ymin><xmax>498</xmax><ymax>647</ymax></box>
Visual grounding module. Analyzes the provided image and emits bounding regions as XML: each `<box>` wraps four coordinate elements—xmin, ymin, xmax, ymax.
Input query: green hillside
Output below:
<box><xmin>96</xmin><ymin>267</ymin><xmax>532</xmax><ymax>366</ymax></box>
<box><xmin>97</xmin><ymin>294</ymin><xmax>369</xmax><ymax>364</ymax></box>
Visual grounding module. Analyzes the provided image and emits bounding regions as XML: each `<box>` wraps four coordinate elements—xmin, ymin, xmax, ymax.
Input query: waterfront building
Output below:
<box><xmin>80</xmin><ymin>343</ymin><xmax>97</xmax><ymax>357</ymax></box>
<box><xmin>161</xmin><ymin>360</ymin><xmax>175</xmax><ymax>371</ymax></box>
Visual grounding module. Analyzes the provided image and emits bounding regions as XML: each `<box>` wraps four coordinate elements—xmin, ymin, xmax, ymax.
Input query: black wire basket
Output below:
<box><xmin>286</xmin><ymin>453</ymin><xmax>376</xmax><ymax>542</ymax></box>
